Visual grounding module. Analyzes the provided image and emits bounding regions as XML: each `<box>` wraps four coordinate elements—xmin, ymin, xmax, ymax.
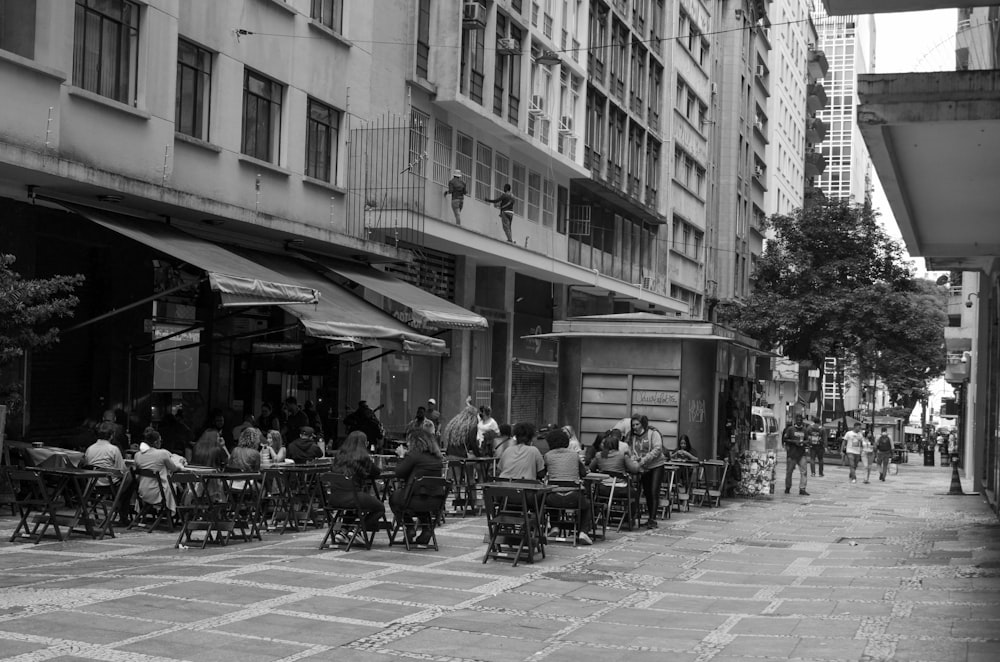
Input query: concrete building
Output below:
<box><xmin>809</xmin><ymin>1</ymin><xmax>874</xmax><ymax>203</ymax></box>
<box><xmin>832</xmin><ymin>0</ymin><xmax>1000</xmax><ymax>513</ymax></box>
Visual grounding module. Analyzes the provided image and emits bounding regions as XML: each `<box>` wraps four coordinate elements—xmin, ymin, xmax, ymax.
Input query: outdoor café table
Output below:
<box><xmin>199</xmin><ymin>472</ymin><xmax>264</xmax><ymax>545</ymax></box>
<box><xmin>480</xmin><ymin>481</ymin><xmax>553</xmax><ymax>566</ymax></box>
<box><xmin>20</xmin><ymin>466</ymin><xmax>110</xmax><ymax>542</ymax></box>
<box><xmin>8</xmin><ymin>440</ymin><xmax>85</xmax><ymax>469</ymax></box>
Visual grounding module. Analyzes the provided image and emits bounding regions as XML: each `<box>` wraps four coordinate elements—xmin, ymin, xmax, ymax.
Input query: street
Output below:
<box><xmin>1</xmin><ymin>459</ymin><xmax>997</xmax><ymax>662</ymax></box>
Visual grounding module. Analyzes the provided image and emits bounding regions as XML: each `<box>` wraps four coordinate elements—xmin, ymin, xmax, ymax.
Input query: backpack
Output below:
<box><xmin>876</xmin><ymin>434</ymin><xmax>893</xmax><ymax>453</ymax></box>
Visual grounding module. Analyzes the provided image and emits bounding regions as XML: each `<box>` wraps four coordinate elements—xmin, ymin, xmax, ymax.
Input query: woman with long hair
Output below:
<box><xmin>227</xmin><ymin>427</ymin><xmax>262</xmax><ymax>473</ymax></box>
<box><xmin>191</xmin><ymin>428</ymin><xmax>227</xmax><ymax>469</ymax></box>
<box><xmin>327</xmin><ymin>431</ymin><xmax>385</xmax><ymax>531</ymax></box>
<box><xmin>672</xmin><ymin>434</ymin><xmax>699</xmax><ymax>462</ymax></box>
<box><xmin>391</xmin><ymin>429</ymin><xmax>444</xmax><ymax>545</ymax></box>
<box><xmin>260</xmin><ymin>429</ymin><xmax>286</xmax><ymax>466</ymax></box>
<box><xmin>628</xmin><ymin>414</ymin><xmax>666</xmax><ymax>529</ymax></box>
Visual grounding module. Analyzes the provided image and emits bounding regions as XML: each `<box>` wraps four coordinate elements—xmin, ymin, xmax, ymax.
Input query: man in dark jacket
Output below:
<box><xmin>286</xmin><ymin>426</ymin><xmax>323</xmax><ymax>464</ymax></box>
<box><xmin>485</xmin><ymin>183</ymin><xmax>516</xmax><ymax>243</ymax></box>
<box><xmin>443</xmin><ymin>169</ymin><xmax>467</xmax><ymax>224</ymax></box>
<box><xmin>783</xmin><ymin>415</ymin><xmax>809</xmax><ymax>496</ymax></box>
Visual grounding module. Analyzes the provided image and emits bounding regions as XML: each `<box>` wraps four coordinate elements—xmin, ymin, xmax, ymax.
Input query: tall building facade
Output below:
<box><xmin>809</xmin><ymin>2</ymin><xmax>874</xmax><ymax>203</ymax></box>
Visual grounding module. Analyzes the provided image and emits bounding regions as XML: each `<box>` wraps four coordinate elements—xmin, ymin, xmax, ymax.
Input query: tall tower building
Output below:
<box><xmin>809</xmin><ymin>2</ymin><xmax>875</xmax><ymax>203</ymax></box>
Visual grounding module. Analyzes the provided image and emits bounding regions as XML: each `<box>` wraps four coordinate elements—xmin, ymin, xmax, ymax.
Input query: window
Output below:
<box><xmin>311</xmin><ymin>0</ymin><xmax>343</xmax><ymax>33</ymax></box>
<box><xmin>0</xmin><ymin>0</ymin><xmax>36</xmax><ymax>58</ymax></box>
<box><xmin>455</xmin><ymin>132</ymin><xmax>474</xmax><ymax>181</ymax></box>
<box><xmin>73</xmin><ymin>0</ymin><xmax>140</xmax><ymax>104</ymax></box>
<box><xmin>527</xmin><ymin>170</ymin><xmax>541</xmax><ymax>222</ymax></box>
<box><xmin>494</xmin><ymin>152</ymin><xmax>510</xmax><ymax>196</ymax></box>
<box><xmin>511</xmin><ymin>162</ymin><xmax>526</xmax><ymax>215</ymax></box>
<box><xmin>305</xmin><ymin>98</ymin><xmax>340</xmax><ymax>182</ymax></box>
<box><xmin>542</xmin><ymin>179</ymin><xmax>555</xmax><ymax>227</ymax></box>
<box><xmin>409</xmin><ymin>109</ymin><xmax>429</xmax><ymax>178</ymax></box>
<box><xmin>416</xmin><ymin>0</ymin><xmax>430</xmax><ymax>79</ymax></box>
<box><xmin>475</xmin><ymin>142</ymin><xmax>493</xmax><ymax>200</ymax></box>
<box><xmin>176</xmin><ymin>39</ymin><xmax>212</xmax><ymax>141</ymax></box>
<box><xmin>241</xmin><ymin>69</ymin><xmax>283</xmax><ymax>162</ymax></box>
<box><xmin>432</xmin><ymin>120</ymin><xmax>453</xmax><ymax>185</ymax></box>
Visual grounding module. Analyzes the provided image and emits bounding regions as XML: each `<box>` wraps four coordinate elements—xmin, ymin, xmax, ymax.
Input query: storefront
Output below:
<box><xmin>531</xmin><ymin>313</ymin><xmax>764</xmax><ymax>460</ymax></box>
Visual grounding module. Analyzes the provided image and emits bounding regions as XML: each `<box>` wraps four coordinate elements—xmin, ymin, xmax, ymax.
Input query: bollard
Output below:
<box><xmin>947</xmin><ymin>455</ymin><xmax>965</xmax><ymax>495</ymax></box>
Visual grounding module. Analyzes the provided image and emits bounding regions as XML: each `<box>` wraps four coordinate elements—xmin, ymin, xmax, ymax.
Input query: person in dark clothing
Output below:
<box><xmin>282</xmin><ymin>397</ymin><xmax>310</xmax><ymax>444</ymax></box>
<box><xmin>258</xmin><ymin>401</ymin><xmax>281</xmax><ymax>435</ymax></box>
<box><xmin>443</xmin><ymin>169</ymin><xmax>467</xmax><ymax>224</ymax></box>
<box><xmin>286</xmin><ymin>426</ymin><xmax>323</xmax><ymax>464</ymax></box>
<box><xmin>390</xmin><ymin>429</ymin><xmax>444</xmax><ymax>545</ymax></box>
<box><xmin>343</xmin><ymin>401</ymin><xmax>384</xmax><ymax>452</ymax></box>
<box><xmin>327</xmin><ymin>431</ymin><xmax>386</xmax><ymax>531</ymax></box>
<box><xmin>783</xmin><ymin>415</ymin><xmax>810</xmax><ymax>496</ymax></box>
<box><xmin>485</xmin><ymin>183</ymin><xmax>516</xmax><ymax>243</ymax></box>
<box><xmin>158</xmin><ymin>405</ymin><xmax>192</xmax><ymax>457</ymax></box>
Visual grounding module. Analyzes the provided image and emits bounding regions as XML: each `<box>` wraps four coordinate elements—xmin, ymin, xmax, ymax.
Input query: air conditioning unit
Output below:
<box><xmin>754</xmin><ymin>119</ymin><xmax>763</xmax><ymax>131</ymax></box>
<box><xmin>754</xmin><ymin>165</ymin><xmax>764</xmax><ymax>177</ymax></box>
<box><xmin>529</xmin><ymin>95</ymin><xmax>545</xmax><ymax>115</ymax></box>
<box><xmin>639</xmin><ymin>276</ymin><xmax>654</xmax><ymax>289</ymax></box>
<box><xmin>463</xmin><ymin>2</ymin><xmax>487</xmax><ymax>29</ymax></box>
<box><xmin>559</xmin><ymin>115</ymin><xmax>573</xmax><ymax>133</ymax></box>
<box><xmin>497</xmin><ymin>37</ymin><xmax>520</xmax><ymax>55</ymax></box>
<box><xmin>756</xmin><ymin>65</ymin><xmax>766</xmax><ymax>77</ymax></box>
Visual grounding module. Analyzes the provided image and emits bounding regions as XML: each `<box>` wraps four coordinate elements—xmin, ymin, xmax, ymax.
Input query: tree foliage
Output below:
<box><xmin>717</xmin><ymin>199</ymin><xmax>945</xmax><ymax>412</ymax></box>
<box><xmin>0</xmin><ymin>253</ymin><xmax>84</xmax><ymax>366</ymax></box>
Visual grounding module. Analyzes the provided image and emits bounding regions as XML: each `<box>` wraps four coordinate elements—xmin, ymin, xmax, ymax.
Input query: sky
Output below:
<box><xmin>868</xmin><ymin>9</ymin><xmax>957</xmax><ymax>276</ymax></box>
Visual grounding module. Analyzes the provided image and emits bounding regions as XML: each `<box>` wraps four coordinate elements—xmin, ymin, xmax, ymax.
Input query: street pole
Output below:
<box><xmin>871</xmin><ymin>372</ymin><xmax>877</xmax><ymax>434</ymax></box>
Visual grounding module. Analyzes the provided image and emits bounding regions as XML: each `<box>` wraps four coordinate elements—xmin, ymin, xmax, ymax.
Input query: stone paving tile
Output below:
<box><xmin>789</xmin><ymin>617</ymin><xmax>862</xmax><ymax>638</ymax></box>
<box><xmin>383</xmin><ymin>627</ymin><xmax>549</xmax><ymax>661</ymax></box>
<box><xmin>719</xmin><ymin>634</ymin><xmax>801</xmax><ymax>657</ymax></box>
<box><xmin>0</xmin><ymin>609</ymin><xmax>168</xmax><ymax>644</ymax></box>
<box><xmin>791</xmin><ymin>636</ymin><xmax>868</xmax><ymax>660</ymax></box>
<box><xmin>544</xmin><ymin>644</ymin><xmax>699</xmax><ymax>662</ymax></box>
<box><xmin>727</xmin><ymin>615</ymin><xmax>801</xmax><ymax>635</ymax></box>
<box><xmin>892</xmin><ymin>638</ymin><xmax>969</xmax><ymax>661</ymax></box>
<box><xmin>561</xmin><ymin>621</ymin><xmax>704</xmax><ymax>650</ymax></box>
<box><xmin>597</xmin><ymin>606</ymin><xmax>727</xmax><ymax>630</ymax></box>
<box><xmin>119</xmin><ymin>628</ymin><xmax>311</xmax><ymax>661</ymax></box>
<box><xmin>215</xmin><ymin>613</ymin><xmax>381</xmax><ymax>646</ymax></box>
<box><xmin>422</xmin><ymin>608</ymin><xmax>569</xmax><ymax>639</ymax></box>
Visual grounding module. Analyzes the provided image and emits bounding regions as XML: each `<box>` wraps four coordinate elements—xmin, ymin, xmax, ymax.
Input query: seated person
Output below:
<box><xmin>286</xmin><ymin>426</ymin><xmax>323</xmax><ymax>464</ymax></box>
<box><xmin>191</xmin><ymin>429</ymin><xmax>228</xmax><ymax>469</ymax></box>
<box><xmin>671</xmin><ymin>434</ymin><xmax>699</xmax><ymax>462</ymax></box>
<box><xmin>133</xmin><ymin>428</ymin><xmax>181</xmax><ymax>513</ymax></box>
<box><xmin>85</xmin><ymin>421</ymin><xmax>127</xmax><ymax>486</ymax></box>
<box><xmin>589</xmin><ymin>432</ymin><xmax>640</xmax><ymax>476</ymax></box>
<box><xmin>498</xmin><ymin>422</ymin><xmax>544</xmax><ymax>480</ymax></box>
<box><xmin>492</xmin><ymin>423</ymin><xmax>514</xmax><ymax>458</ymax></box>
<box><xmin>544</xmin><ymin>428</ymin><xmax>592</xmax><ymax>545</ymax></box>
<box><xmin>227</xmin><ymin>427</ymin><xmax>263</xmax><ymax>473</ymax></box>
<box><xmin>391</xmin><ymin>429</ymin><xmax>445</xmax><ymax>545</ymax></box>
<box><xmin>328</xmin><ymin>431</ymin><xmax>386</xmax><ymax>531</ymax></box>
<box><xmin>260</xmin><ymin>429</ymin><xmax>286</xmax><ymax>466</ymax></box>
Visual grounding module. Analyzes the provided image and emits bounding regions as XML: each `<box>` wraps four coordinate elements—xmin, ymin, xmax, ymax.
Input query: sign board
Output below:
<box><xmin>152</xmin><ymin>324</ymin><xmax>201</xmax><ymax>391</ymax></box>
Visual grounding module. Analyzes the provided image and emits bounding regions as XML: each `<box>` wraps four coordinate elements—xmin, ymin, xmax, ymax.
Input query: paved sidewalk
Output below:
<box><xmin>1</xmin><ymin>460</ymin><xmax>997</xmax><ymax>662</ymax></box>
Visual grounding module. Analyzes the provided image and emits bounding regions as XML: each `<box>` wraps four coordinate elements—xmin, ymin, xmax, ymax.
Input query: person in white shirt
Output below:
<box><xmin>476</xmin><ymin>406</ymin><xmax>500</xmax><ymax>448</ymax></box>
<box><xmin>841</xmin><ymin>422</ymin><xmax>865</xmax><ymax>483</ymax></box>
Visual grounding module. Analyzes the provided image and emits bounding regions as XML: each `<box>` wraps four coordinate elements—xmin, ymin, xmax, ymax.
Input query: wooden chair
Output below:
<box><xmin>657</xmin><ymin>465</ymin><xmax>677</xmax><ymax>520</ymax></box>
<box><xmin>604</xmin><ymin>472</ymin><xmax>640</xmax><ymax>531</ymax></box>
<box><xmin>482</xmin><ymin>483</ymin><xmax>546</xmax><ymax>566</ymax></box>
<box><xmin>388</xmin><ymin>476</ymin><xmax>450</xmax><ymax>550</ymax></box>
<box><xmin>81</xmin><ymin>464</ymin><xmax>128</xmax><ymax>539</ymax></box>
<box><xmin>5</xmin><ymin>467</ymin><xmax>59</xmax><ymax>543</ymax></box>
<box><xmin>128</xmin><ymin>466</ymin><xmax>175</xmax><ymax>532</ymax></box>
<box><xmin>170</xmin><ymin>471</ymin><xmax>214</xmax><ymax>549</ymax></box>
<box><xmin>699</xmin><ymin>460</ymin><xmax>729</xmax><ymax>507</ymax></box>
<box><xmin>544</xmin><ymin>480</ymin><xmax>587</xmax><ymax>546</ymax></box>
<box><xmin>317</xmin><ymin>472</ymin><xmax>382</xmax><ymax>551</ymax></box>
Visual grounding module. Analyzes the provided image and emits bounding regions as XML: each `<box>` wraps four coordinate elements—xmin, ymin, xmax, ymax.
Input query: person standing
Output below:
<box><xmin>476</xmin><ymin>406</ymin><xmax>501</xmax><ymax>449</ymax></box>
<box><xmin>425</xmin><ymin>398</ymin><xmax>440</xmax><ymax>435</ymax></box>
<box><xmin>485</xmin><ymin>183</ymin><xmax>516</xmax><ymax>243</ymax></box>
<box><xmin>282</xmin><ymin>397</ymin><xmax>310</xmax><ymax>444</ymax></box>
<box><xmin>443</xmin><ymin>169</ymin><xmax>467</xmax><ymax>225</ymax></box>
<box><xmin>807</xmin><ymin>420</ymin><xmax>825</xmax><ymax>477</ymax></box>
<box><xmin>875</xmin><ymin>427</ymin><xmax>893</xmax><ymax>481</ymax></box>
<box><xmin>628</xmin><ymin>414</ymin><xmax>666</xmax><ymax>528</ymax></box>
<box><xmin>782</xmin><ymin>415</ymin><xmax>809</xmax><ymax>496</ymax></box>
<box><xmin>842</xmin><ymin>422</ymin><xmax>865</xmax><ymax>483</ymax></box>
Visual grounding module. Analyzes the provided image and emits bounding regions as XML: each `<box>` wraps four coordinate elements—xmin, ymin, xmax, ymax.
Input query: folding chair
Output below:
<box><xmin>657</xmin><ymin>465</ymin><xmax>677</xmax><ymax>520</ymax></box>
<box><xmin>482</xmin><ymin>483</ymin><xmax>546</xmax><ymax>566</ymax></box>
<box><xmin>388</xmin><ymin>476</ymin><xmax>450</xmax><ymax>550</ymax></box>
<box><xmin>605</xmin><ymin>472</ymin><xmax>639</xmax><ymax>531</ymax></box>
<box><xmin>212</xmin><ymin>473</ymin><xmax>264</xmax><ymax>545</ymax></box>
<box><xmin>5</xmin><ymin>467</ymin><xmax>60</xmax><ymax>544</ymax></box>
<box><xmin>81</xmin><ymin>465</ymin><xmax>128</xmax><ymax>539</ymax></box>
<box><xmin>544</xmin><ymin>480</ymin><xmax>587</xmax><ymax>546</ymax></box>
<box><xmin>446</xmin><ymin>458</ymin><xmax>476</xmax><ymax>517</ymax></box>
<box><xmin>128</xmin><ymin>466</ymin><xmax>175</xmax><ymax>532</ymax></box>
<box><xmin>317</xmin><ymin>472</ymin><xmax>382</xmax><ymax>551</ymax></box>
<box><xmin>170</xmin><ymin>471</ymin><xmax>214</xmax><ymax>548</ymax></box>
<box><xmin>700</xmin><ymin>460</ymin><xmax>729</xmax><ymax>507</ymax></box>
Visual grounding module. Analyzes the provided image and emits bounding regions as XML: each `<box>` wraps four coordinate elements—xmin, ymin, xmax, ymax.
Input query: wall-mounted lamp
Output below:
<box><xmin>535</xmin><ymin>50</ymin><xmax>562</xmax><ymax>66</ymax></box>
<box><xmin>966</xmin><ymin>292</ymin><xmax>979</xmax><ymax>308</ymax></box>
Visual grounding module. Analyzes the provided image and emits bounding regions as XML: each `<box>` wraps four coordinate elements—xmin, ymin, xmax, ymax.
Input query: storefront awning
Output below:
<box><xmin>66</xmin><ymin>204</ymin><xmax>320</xmax><ymax>307</ymax></box>
<box><xmin>512</xmin><ymin>357</ymin><xmax>558</xmax><ymax>373</ymax></box>
<box><xmin>245</xmin><ymin>253</ymin><xmax>447</xmax><ymax>354</ymax></box>
<box><xmin>321</xmin><ymin>260</ymin><xmax>488</xmax><ymax>330</ymax></box>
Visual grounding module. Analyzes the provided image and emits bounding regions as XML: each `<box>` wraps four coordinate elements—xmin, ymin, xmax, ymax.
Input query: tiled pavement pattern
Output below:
<box><xmin>1</xmin><ymin>460</ymin><xmax>998</xmax><ymax>662</ymax></box>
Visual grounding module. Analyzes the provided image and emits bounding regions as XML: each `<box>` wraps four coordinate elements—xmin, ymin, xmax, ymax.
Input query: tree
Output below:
<box><xmin>717</xmin><ymin>199</ymin><xmax>945</xmax><ymax>417</ymax></box>
<box><xmin>0</xmin><ymin>253</ymin><xmax>83</xmax><ymax>364</ymax></box>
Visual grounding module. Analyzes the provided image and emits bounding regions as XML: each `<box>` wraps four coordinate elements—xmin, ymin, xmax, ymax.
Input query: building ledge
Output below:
<box><xmin>237</xmin><ymin>153</ymin><xmax>293</xmax><ymax>177</ymax></box>
<box><xmin>174</xmin><ymin>132</ymin><xmax>223</xmax><ymax>154</ymax></box>
<box><xmin>307</xmin><ymin>19</ymin><xmax>353</xmax><ymax>48</ymax></box>
<box><xmin>67</xmin><ymin>86</ymin><xmax>151</xmax><ymax>120</ymax></box>
<box><xmin>0</xmin><ymin>50</ymin><xmax>66</xmax><ymax>82</ymax></box>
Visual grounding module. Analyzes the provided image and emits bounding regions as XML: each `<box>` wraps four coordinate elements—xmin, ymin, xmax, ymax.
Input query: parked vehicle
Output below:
<box><xmin>750</xmin><ymin>407</ymin><xmax>780</xmax><ymax>451</ymax></box>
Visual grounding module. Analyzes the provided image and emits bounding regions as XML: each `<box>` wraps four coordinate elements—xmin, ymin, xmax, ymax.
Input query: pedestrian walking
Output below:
<box><xmin>443</xmin><ymin>170</ymin><xmax>467</xmax><ymax>225</ymax></box>
<box><xmin>807</xmin><ymin>419</ymin><xmax>825</xmax><ymax>477</ymax></box>
<box><xmin>842</xmin><ymin>422</ymin><xmax>864</xmax><ymax>483</ymax></box>
<box><xmin>782</xmin><ymin>414</ymin><xmax>809</xmax><ymax>495</ymax></box>
<box><xmin>875</xmin><ymin>427</ymin><xmax>893</xmax><ymax>481</ymax></box>
<box><xmin>485</xmin><ymin>183</ymin><xmax>516</xmax><ymax>243</ymax></box>
<box><xmin>861</xmin><ymin>430</ymin><xmax>875</xmax><ymax>483</ymax></box>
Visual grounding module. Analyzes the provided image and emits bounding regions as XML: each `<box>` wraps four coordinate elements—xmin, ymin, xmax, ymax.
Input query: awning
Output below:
<box><xmin>321</xmin><ymin>259</ymin><xmax>488</xmax><ymax>330</ymax></box>
<box><xmin>512</xmin><ymin>357</ymin><xmax>558</xmax><ymax>373</ymax></box>
<box><xmin>244</xmin><ymin>252</ymin><xmax>447</xmax><ymax>354</ymax></box>
<box><xmin>66</xmin><ymin>204</ymin><xmax>320</xmax><ymax>307</ymax></box>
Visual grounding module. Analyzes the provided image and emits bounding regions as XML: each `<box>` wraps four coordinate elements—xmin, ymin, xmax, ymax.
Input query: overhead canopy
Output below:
<box><xmin>322</xmin><ymin>259</ymin><xmax>488</xmax><ymax>330</ymax></box>
<box><xmin>67</xmin><ymin>204</ymin><xmax>320</xmax><ymax>307</ymax></box>
<box><xmin>245</xmin><ymin>253</ymin><xmax>447</xmax><ymax>354</ymax></box>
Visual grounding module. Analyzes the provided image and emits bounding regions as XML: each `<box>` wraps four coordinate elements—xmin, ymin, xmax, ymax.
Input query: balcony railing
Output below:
<box><xmin>567</xmin><ymin>234</ymin><xmax>659</xmax><ymax>292</ymax></box>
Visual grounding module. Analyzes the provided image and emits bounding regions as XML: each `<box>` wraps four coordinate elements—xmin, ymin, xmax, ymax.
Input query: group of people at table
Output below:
<box><xmin>28</xmin><ymin>402</ymin><xmax>702</xmax><ymax>549</ymax></box>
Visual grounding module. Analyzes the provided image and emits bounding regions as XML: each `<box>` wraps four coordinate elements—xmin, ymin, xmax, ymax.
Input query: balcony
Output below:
<box><xmin>804</xmin><ymin>150</ymin><xmax>827</xmax><ymax>178</ymax></box>
<box><xmin>806</xmin><ymin>117</ymin><xmax>828</xmax><ymax>145</ymax></box>
<box><xmin>822</xmin><ymin>1</ymin><xmax>984</xmax><ymax>14</ymax></box>
<box><xmin>807</xmin><ymin>82</ymin><xmax>829</xmax><ymax>113</ymax></box>
<box><xmin>808</xmin><ymin>48</ymin><xmax>830</xmax><ymax>82</ymax></box>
